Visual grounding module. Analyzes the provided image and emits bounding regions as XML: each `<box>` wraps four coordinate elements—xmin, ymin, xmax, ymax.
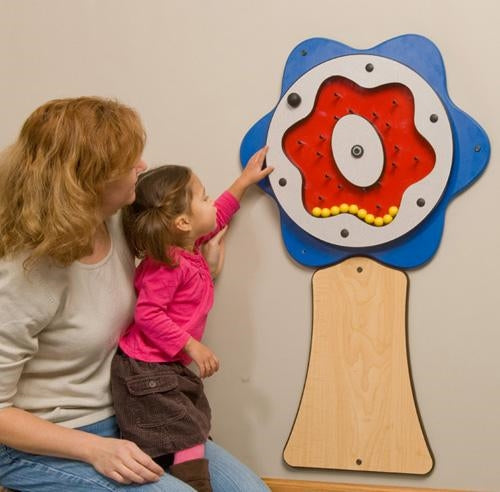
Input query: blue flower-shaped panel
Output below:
<box><xmin>240</xmin><ymin>35</ymin><xmax>490</xmax><ymax>269</ymax></box>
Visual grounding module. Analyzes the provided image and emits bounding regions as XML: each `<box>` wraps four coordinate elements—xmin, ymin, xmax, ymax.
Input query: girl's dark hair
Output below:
<box><xmin>122</xmin><ymin>165</ymin><xmax>193</xmax><ymax>266</ymax></box>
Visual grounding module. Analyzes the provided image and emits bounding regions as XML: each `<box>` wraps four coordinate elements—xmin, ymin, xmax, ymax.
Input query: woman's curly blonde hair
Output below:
<box><xmin>0</xmin><ymin>96</ymin><xmax>145</xmax><ymax>269</ymax></box>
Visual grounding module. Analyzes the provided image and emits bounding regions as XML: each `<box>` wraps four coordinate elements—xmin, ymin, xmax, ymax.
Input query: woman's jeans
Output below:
<box><xmin>0</xmin><ymin>416</ymin><xmax>270</xmax><ymax>491</ymax></box>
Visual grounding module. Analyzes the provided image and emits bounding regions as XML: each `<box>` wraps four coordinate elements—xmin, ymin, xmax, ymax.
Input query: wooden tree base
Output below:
<box><xmin>283</xmin><ymin>257</ymin><xmax>433</xmax><ymax>474</ymax></box>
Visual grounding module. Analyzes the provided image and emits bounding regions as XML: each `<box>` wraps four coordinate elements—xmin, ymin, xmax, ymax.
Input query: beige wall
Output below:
<box><xmin>1</xmin><ymin>1</ymin><xmax>499</xmax><ymax>490</ymax></box>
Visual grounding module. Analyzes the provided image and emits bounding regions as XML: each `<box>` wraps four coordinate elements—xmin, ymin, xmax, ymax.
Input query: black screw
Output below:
<box><xmin>287</xmin><ymin>93</ymin><xmax>302</xmax><ymax>108</ymax></box>
<box><xmin>356</xmin><ymin>458</ymin><xmax>363</xmax><ymax>466</ymax></box>
<box><xmin>430</xmin><ymin>114</ymin><xmax>439</xmax><ymax>123</ymax></box>
<box><xmin>278</xmin><ymin>178</ymin><xmax>287</xmax><ymax>187</ymax></box>
<box><xmin>300</xmin><ymin>49</ymin><xmax>308</xmax><ymax>56</ymax></box>
<box><xmin>357</xmin><ymin>267</ymin><xmax>363</xmax><ymax>273</ymax></box>
<box><xmin>417</xmin><ymin>198</ymin><xmax>426</xmax><ymax>207</ymax></box>
<box><xmin>351</xmin><ymin>145</ymin><xmax>364</xmax><ymax>158</ymax></box>
<box><xmin>474</xmin><ymin>145</ymin><xmax>481</xmax><ymax>152</ymax></box>
<box><xmin>341</xmin><ymin>229</ymin><xmax>349</xmax><ymax>238</ymax></box>
<box><xmin>365</xmin><ymin>63</ymin><xmax>374</xmax><ymax>72</ymax></box>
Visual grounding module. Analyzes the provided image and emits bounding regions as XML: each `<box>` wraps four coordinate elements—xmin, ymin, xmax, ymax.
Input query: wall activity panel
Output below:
<box><xmin>241</xmin><ymin>35</ymin><xmax>490</xmax><ymax>475</ymax></box>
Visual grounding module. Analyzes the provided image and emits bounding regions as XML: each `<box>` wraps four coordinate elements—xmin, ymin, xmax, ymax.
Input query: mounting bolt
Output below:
<box><xmin>417</xmin><ymin>198</ymin><xmax>426</xmax><ymax>207</ymax></box>
<box><xmin>341</xmin><ymin>229</ymin><xmax>349</xmax><ymax>238</ymax></box>
<box><xmin>287</xmin><ymin>93</ymin><xmax>302</xmax><ymax>108</ymax></box>
<box><xmin>278</xmin><ymin>178</ymin><xmax>287</xmax><ymax>187</ymax></box>
<box><xmin>351</xmin><ymin>145</ymin><xmax>364</xmax><ymax>158</ymax></box>
<box><xmin>365</xmin><ymin>63</ymin><xmax>374</xmax><ymax>72</ymax></box>
<box><xmin>430</xmin><ymin>114</ymin><xmax>439</xmax><ymax>123</ymax></box>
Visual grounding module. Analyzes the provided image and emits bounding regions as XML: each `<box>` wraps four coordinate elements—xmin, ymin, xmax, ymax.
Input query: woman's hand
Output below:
<box><xmin>228</xmin><ymin>146</ymin><xmax>274</xmax><ymax>200</ymax></box>
<box><xmin>184</xmin><ymin>337</ymin><xmax>220</xmax><ymax>378</ymax></box>
<box><xmin>87</xmin><ymin>435</ymin><xmax>164</xmax><ymax>484</ymax></box>
<box><xmin>201</xmin><ymin>226</ymin><xmax>228</xmax><ymax>279</ymax></box>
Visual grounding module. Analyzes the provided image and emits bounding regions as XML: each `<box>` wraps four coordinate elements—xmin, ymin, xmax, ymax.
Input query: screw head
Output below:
<box><xmin>417</xmin><ymin>198</ymin><xmax>426</xmax><ymax>207</ymax></box>
<box><xmin>340</xmin><ymin>229</ymin><xmax>349</xmax><ymax>238</ymax></box>
<box><xmin>430</xmin><ymin>114</ymin><xmax>439</xmax><ymax>123</ymax></box>
<box><xmin>287</xmin><ymin>93</ymin><xmax>302</xmax><ymax>108</ymax></box>
<box><xmin>278</xmin><ymin>178</ymin><xmax>287</xmax><ymax>187</ymax></box>
<box><xmin>365</xmin><ymin>63</ymin><xmax>374</xmax><ymax>72</ymax></box>
<box><xmin>351</xmin><ymin>144</ymin><xmax>364</xmax><ymax>158</ymax></box>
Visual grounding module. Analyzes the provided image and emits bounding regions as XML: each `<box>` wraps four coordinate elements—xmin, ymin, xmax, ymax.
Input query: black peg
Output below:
<box><xmin>287</xmin><ymin>93</ymin><xmax>302</xmax><ymax>108</ymax></box>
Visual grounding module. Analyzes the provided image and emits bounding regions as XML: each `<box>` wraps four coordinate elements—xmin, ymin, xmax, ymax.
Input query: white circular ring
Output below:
<box><xmin>266</xmin><ymin>54</ymin><xmax>453</xmax><ymax>248</ymax></box>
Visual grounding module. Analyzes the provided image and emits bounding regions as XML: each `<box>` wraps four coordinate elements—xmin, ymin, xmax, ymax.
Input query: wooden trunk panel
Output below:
<box><xmin>283</xmin><ymin>257</ymin><xmax>432</xmax><ymax>474</ymax></box>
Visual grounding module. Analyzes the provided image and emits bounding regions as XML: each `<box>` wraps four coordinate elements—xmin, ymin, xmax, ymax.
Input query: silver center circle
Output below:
<box><xmin>332</xmin><ymin>114</ymin><xmax>384</xmax><ymax>187</ymax></box>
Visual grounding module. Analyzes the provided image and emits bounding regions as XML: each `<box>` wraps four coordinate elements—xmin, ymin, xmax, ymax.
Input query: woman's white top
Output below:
<box><xmin>0</xmin><ymin>213</ymin><xmax>136</xmax><ymax>428</ymax></box>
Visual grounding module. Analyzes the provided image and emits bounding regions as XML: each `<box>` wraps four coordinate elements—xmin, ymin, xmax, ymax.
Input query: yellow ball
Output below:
<box><xmin>365</xmin><ymin>213</ymin><xmax>375</xmax><ymax>224</ymax></box>
<box><xmin>321</xmin><ymin>207</ymin><xmax>331</xmax><ymax>218</ymax></box>
<box><xmin>339</xmin><ymin>203</ymin><xmax>349</xmax><ymax>213</ymax></box>
<box><xmin>330</xmin><ymin>205</ymin><xmax>340</xmax><ymax>215</ymax></box>
<box><xmin>348</xmin><ymin>204</ymin><xmax>358</xmax><ymax>214</ymax></box>
<box><xmin>374</xmin><ymin>217</ymin><xmax>384</xmax><ymax>227</ymax></box>
<box><xmin>312</xmin><ymin>207</ymin><xmax>322</xmax><ymax>217</ymax></box>
<box><xmin>357</xmin><ymin>208</ymin><xmax>367</xmax><ymax>219</ymax></box>
<box><xmin>383</xmin><ymin>214</ymin><xmax>393</xmax><ymax>224</ymax></box>
<box><xmin>388</xmin><ymin>206</ymin><xmax>398</xmax><ymax>217</ymax></box>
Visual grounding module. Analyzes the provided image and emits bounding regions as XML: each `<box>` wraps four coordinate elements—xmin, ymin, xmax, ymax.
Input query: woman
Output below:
<box><xmin>0</xmin><ymin>97</ymin><xmax>269</xmax><ymax>491</ymax></box>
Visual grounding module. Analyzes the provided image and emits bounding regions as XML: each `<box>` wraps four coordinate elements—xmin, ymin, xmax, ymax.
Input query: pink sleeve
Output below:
<box><xmin>133</xmin><ymin>267</ymin><xmax>191</xmax><ymax>358</ymax></box>
<box><xmin>196</xmin><ymin>190</ymin><xmax>240</xmax><ymax>245</ymax></box>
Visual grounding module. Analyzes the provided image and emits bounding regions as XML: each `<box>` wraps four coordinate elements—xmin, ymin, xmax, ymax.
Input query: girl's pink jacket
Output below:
<box><xmin>118</xmin><ymin>191</ymin><xmax>239</xmax><ymax>365</ymax></box>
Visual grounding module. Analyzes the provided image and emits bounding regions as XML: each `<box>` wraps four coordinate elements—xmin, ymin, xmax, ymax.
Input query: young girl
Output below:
<box><xmin>110</xmin><ymin>148</ymin><xmax>271</xmax><ymax>492</ymax></box>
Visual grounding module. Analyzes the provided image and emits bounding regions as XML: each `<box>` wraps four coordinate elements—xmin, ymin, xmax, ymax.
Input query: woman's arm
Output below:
<box><xmin>0</xmin><ymin>407</ymin><xmax>164</xmax><ymax>484</ymax></box>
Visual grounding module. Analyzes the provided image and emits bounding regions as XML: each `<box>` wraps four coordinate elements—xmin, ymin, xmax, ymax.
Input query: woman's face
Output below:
<box><xmin>100</xmin><ymin>158</ymin><xmax>147</xmax><ymax>217</ymax></box>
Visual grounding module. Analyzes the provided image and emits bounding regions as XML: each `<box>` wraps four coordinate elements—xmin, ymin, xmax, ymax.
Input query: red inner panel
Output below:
<box><xmin>282</xmin><ymin>77</ymin><xmax>436</xmax><ymax>216</ymax></box>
